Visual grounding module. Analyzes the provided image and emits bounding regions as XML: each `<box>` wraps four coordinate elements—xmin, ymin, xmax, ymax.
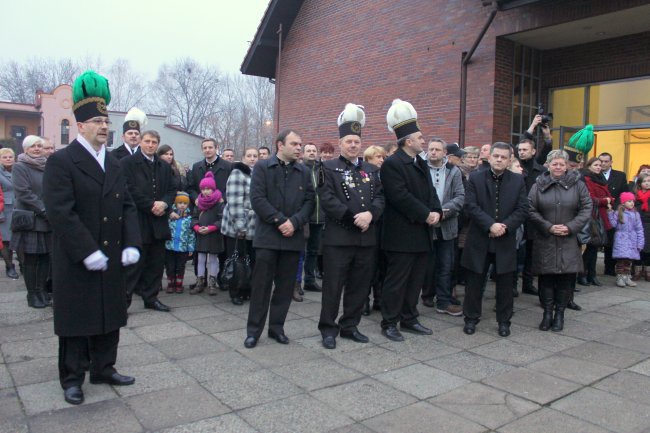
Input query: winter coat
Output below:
<box><xmin>43</xmin><ymin>140</ymin><xmax>141</xmax><ymax>337</ymax></box>
<box><xmin>608</xmin><ymin>209</ymin><xmax>645</xmax><ymax>260</ymax></box>
<box><xmin>12</xmin><ymin>160</ymin><xmax>50</xmax><ymax>233</ymax></box>
<box><xmin>0</xmin><ymin>166</ymin><xmax>14</xmax><ymax>241</ymax></box>
<box><xmin>221</xmin><ymin>163</ymin><xmax>256</xmax><ymax>240</ymax></box>
<box><xmin>638</xmin><ymin>207</ymin><xmax>650</xmax><ymax>254</ymax></box>
<box><xmin>250</xmin><ymin>155</ymin><xmax>315</xmax><ymax>251</ymax></box>
<box><xmin>460</xmin><ymin>168</ymin><xmax>528</xmax><ymax>274</ymax></box>
<box><xmin>380</xmin><ymin>148</ymin><xmax>442</xmax><ymax>253</ymax></box>
<box><xmin>304</xmin><ymin>160</ymin><xmax>326</xmax><ymax>224</ymax></box>
<box><xmin>193</xmin><ymin>201</ymin><xmax>224</xmax><ymax>254</ymax></box>
<box><xmin>583</xmin><ymin>172</ymin><xmax>614</xmax><ymax>230</ymax></box>
<box><xmin>528</xmin><ymin>170</ymin><xmax>592</xmax><ymax>275</ymax></box>
<box><xmin>165</xmin><ymin>207</ymin><xmax>195</xmax><ymax>253</ymax></box>
<box><xmin>430</xmin><ymin>162</ymin><xmax>464</xmax><ymax>241</ymax></box>
<box><xmin>187</xmin><ymin>157</ymin><xmax>232</xmax><ymax>204</ymax></box>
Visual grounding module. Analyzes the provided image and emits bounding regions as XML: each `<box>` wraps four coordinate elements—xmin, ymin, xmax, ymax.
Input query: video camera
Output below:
<box><xmin>537</xmin><ymin>103</ymin><xmax>553</xmax><ymax>127</ymax></box>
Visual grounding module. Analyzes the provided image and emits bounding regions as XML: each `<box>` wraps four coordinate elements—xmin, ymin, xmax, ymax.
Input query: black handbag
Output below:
<box><xmin>11</xmin><ymin>209</ymin><xmax>35</xmax><ymax>232</ymax></box>
<box><xmin>587</xmin><ymin>208</ymin><xmax>608</xmax><ymax>247</ymax></box>
<box><xmin>222</xmin><ymin>238</ymin><xmax>252</xmax><ymax>297</ymax></box>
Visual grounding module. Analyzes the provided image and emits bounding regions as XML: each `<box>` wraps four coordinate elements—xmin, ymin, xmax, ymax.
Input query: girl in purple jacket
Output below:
<box><xmin>609</xmin><ymin>192</ymin><xmax>645</xmax><ymax>287</ymax></box>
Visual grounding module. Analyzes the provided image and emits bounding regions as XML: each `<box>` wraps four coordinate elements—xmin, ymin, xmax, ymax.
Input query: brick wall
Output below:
<box><xmin>274</xmin><ymin>0</ymin><xmax>650</xmax><ymax>150</ymax></box>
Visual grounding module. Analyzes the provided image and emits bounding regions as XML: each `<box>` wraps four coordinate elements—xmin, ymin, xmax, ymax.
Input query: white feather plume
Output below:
<box><xmin>337</xmin><ymin>103</ymin><xmax>366</xmax><ymax>127</ymax></box>
<box><xmin>386</xmin><ymin>99</ymin><xmax>417</xmax><ymax>132</ymax></box>
<box><xmin>124</xmin><ymin>107</ymin><xmax>148</xmax><ymax>129</ymax></box>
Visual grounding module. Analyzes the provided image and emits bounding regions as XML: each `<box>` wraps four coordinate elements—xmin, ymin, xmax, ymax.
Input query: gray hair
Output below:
<box><xmin>546</xmin><ymin>149</ymin><xmax>569</xmax><ymax>164</ymax></box>
<box><xmin>463</xmin><ymin>145</ymin><xmax>480</xmax><ymax>155</ymax></box>
<box><xmin>22</xmin><ymin>135</ymin><xmax>43</xmax><ymax>151</ymax></box>
<box><xmin>490</xmin><ymin>142</ymin><xmax>512</xmax><ymax>157</ymax></box>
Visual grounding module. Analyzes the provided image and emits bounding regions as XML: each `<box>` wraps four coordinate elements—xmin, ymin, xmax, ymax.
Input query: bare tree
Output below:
<box><xmin>0</xmin><ymin>57</ymin><xmax>80</xmax><ymax>103</ymax></box>
<box><xmin>151</xmin><ymin>58</ymin><xmax>221</xmax><ymax>134</ymax></box>
<box><xmin>105</xmin><ymin>58</ymin><xmax>149</xmax><ymax>112</ymax></box>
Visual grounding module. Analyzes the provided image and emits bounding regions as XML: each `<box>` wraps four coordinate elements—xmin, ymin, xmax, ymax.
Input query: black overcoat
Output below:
<box><xmin>187</xmin><ymin>157</ymin><xmax>232</xmax><ymax>203</ymax></box>
<box><xmin>121</xmin><ymin>152</ymin><xmax>176</xmax><ymax>243</ymax></box>
<box><xmin>251</xmin><ymin>155</ymin><xmax>315</xmax><ymax>251</ymax></box>
<box><xmin>460</xmin><ymin>168</ymin><xmax>529</xmax><ymax>274</ymax></box>
<box><xmin>110</xmin><ymin>144</ymin><xmax>137</xmax><ymax>160</ymax></box>
<box><xmin>380</xmin><ymin>147</ymin><xmax>442</xmax><ymax>253</ymax></box>
<box><xmin>42</xmin><ymin>140</ymin><xmax>141</xmax><ymax>337</ymax></box>
<box><xmin>319</xmin><ymin>157</ymin><xmax>384</xmax><ymax>247</ymax></box>
<box><xmin>607</xmin><ymin>169</ymin><xmax>629</xmax><ymax>205</ymax></box>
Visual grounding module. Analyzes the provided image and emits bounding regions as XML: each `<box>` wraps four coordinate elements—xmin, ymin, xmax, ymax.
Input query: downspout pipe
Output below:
<box><xmin>459</xmin><ymin>2</ymin><xmax>498</xmax><ymax>147</ymax></box>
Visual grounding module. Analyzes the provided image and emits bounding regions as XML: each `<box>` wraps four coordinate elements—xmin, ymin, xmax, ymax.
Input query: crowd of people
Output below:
<box><xmin>4</xmin><ymin>71</ymin><xmax>649</xmax><ymax>406</ymax></box>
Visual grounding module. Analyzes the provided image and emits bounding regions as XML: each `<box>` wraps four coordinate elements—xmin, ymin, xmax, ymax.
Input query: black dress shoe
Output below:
<box><xmin>382</xmin><ymin>326</ymin><xmax>404</xmax><ymax>342</ymax></box>
<box><xmin>463</xmin><ymin>322</ymin><xmax>476</xmax><ymax>335</ymax></box>
<box><xmin>90</xmin><ymin>372</ymin><xmax>135</xmax><ymax>386</ymax></box>
<box><xmin>244</xmin><ymin>336</ymin><xmax>258</xmax><ymax>348</ymax></box>
<box><xmin>566</xmin><ymin>300</ymin><xmax>582</xmax><ymax>311</ymax></box>
<box><xmin>64</xmin><ymin>386</ymin><xmax>84</xmax><ymax>405</ymax></box>
<box><xmin>401</xmin><ymin>322</ymin><xmax>433</xmax><ymax>335</ymax></box>
<box><xmin>144</xmin><ymin>300</ymin><xmax>171</xmax><ymax>312</ymax></box>
<box><xmin>498</xmin><ymin>322</ymin><xmax>511</xmax><ymax>337</ymax></box>
<box><xmin>522</xmin><ymin>286</ymin><xmax>538</xmax><ymax>295</ymax></box>
<box><xmin>231</xmin><ymin>296</ymin><xmax>243</xmax><ymax>305</ymax></box>
<box><xmin>268</xmin><ymin>330</ymin><xmax>289</xmax><ymax>344</ymax></box>
<box><xmin>588</xmin><ymin>277</ymin><xmax>603</xmax><ymax>287</ymax></box>
<box><xmin>340</xmin><ymin>330</ymin><xmax>369</xmax><ymax>343</ymax></box>
<box><xmin>422</xmin><ymin>298</ymin><xmax>435</xmax><ymax>308</ymax></box>
<box><xmin>6</xmin><ymin>266</ymin><xmax>19</xmax><ymax>280</ymax></box>
<box><xmin>577</xmin><ymin>276</ymin><xmax>590</xmax><ymax>286</ymax></box>
<box><xmin>322</xmin><ymin>336</ymin><xmax>336</xmax><ymax>349</ymax></box>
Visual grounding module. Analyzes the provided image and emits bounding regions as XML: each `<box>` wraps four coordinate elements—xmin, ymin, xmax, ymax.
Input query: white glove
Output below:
<box><xmin>83</xmin><ymin>250</ymin><xmax>109</xmax><ymax>271</ymax></box>
<box><xmin>121</xmin><ymin>247</ymin><xmax>140</xmax><ymax>266</ymax></box>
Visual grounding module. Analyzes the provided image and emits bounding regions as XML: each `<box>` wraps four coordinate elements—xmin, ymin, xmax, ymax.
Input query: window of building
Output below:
<box><xmin>108</xmin><ymin>131</ymin><xmax>115</xmax><ymax>147</ymax></box>
<box><xmin>511</xmin><ymin>44</ymin><xmax>542</xmax><ymax>145</ymax></box>
<box><xmin>549</xmin><ymin>77</ymin><xmax>650</xmax><ymax>178</ymax></box>
<box><xmin>61</xmin><ymin>119</ymin><xmax>70</xmax><ymax>145</ymax></box>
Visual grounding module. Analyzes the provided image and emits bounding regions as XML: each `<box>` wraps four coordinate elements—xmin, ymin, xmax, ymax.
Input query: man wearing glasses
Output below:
<box><xmin>43</xmin><ymin>71</ymin><xmax>142</xmax><ymax>405</ymax></box>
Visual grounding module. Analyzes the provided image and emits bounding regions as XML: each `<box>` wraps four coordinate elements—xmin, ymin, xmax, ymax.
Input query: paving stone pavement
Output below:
<box><xmin>2</xmin><ymin>267</ymin><xmax>650</xmax><ymax>433</ymax></box>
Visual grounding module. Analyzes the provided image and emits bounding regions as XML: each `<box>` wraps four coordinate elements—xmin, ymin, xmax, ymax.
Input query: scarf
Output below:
<box><xmin>637</xmin><ymin>189</ymin><xmax>650</xmax><ymax>212</ymax></box>
<box><xmin>17</xmin><ymin>153</ymin><xmax>47</xmax><ymax>171</ymax></box>
<box><xmin>197</xmin><ymin>188</ymin><xmax>222</xmax><ymax>211</ymax></box>
<box><xmin>583</xmin><ymin>170</ymin><xmax>608</xmax><ymax>186</ymax></box>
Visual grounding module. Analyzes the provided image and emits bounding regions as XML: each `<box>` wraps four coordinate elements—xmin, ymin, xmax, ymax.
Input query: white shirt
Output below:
<box><xmin>124</xmin><ymin>144</ymin><xmax>139</xmax><ymax>155</ymax></box>
<box><xmin>77</xmin><ymin>134</ymin><xmax>105</xmax><ymax>171</ymax></box>
<box><xmin>603</xmin><ymin>168</ymin><xmax>611</xmax><ymax>181</ymax></box>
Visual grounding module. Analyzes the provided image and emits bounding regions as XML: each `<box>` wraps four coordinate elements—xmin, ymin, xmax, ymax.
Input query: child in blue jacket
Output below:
<box><xmin>165</xmin><ymin>192</ymin><xmax>195</xmax><ymax>293</ymax></box>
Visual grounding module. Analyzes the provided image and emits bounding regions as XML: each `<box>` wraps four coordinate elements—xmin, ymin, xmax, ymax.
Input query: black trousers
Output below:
<box><xmin>604</xmin><ymin>229</ymin><xmax>615</xmax><ymax>274</ymax></box>
<box><xmin>246</xmin><ymin>249</ymin><xmax>300</xmax><ymax>339</ymax></box>
<box><xmin>582</xmin><ymin>244</ymin><xmax>599</xmax><ymax>279</ymax></box>
<box><xmin>165</xmin><ymin>250</ymin><xmax>190</xmax><ymax>279</ymax></box>
<box><xmin>539</xmin><ymin>273</ymin><xmax>574</xmax><ymax>310</ymax></box>
<box><xmin>522</xmin><ymin>240</ymin><xmax>535</xmax><ymax>289</ymax></box>
<box><xmin>463</xmin><ymin>253</ymin><xmax>514</xmax><ymax>325</ymax></box>
<box><xmin>318</xmin><ymin>245</ymin><xmax>376</xmax><ymax>338</ymax></box>
<box><xmin>380</xmin><ymin>251</ymin><xmax>428</xmax><ymax>328</ymax></box>
<box><xmin>58</xmin><ymin>329</ymin><xmax>119</xmax><ymax>389</ymax></box>
<box><xmin>128</xmin><ymin>240</ymin><xmax>165</xmax><ymax>305</ymax></box>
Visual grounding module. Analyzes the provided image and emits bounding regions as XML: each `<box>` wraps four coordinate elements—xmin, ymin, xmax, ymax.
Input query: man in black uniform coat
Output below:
<box><xmin>244</xmin><ymin>129</ymin><xmax>315</xmax><ymax>348</ymax></box>
<box><xmin>111</xmin><ymin>107</ymin><xmax>146</xmax><ymax>159</ymax></box>
<box><xmin>318</xmin><ymin>104</ymin><xmax>384</xmax><ymax>349</ymax></box>
<box><xmin>380</xmin><ymin>99</ymin><xmax>442</xmax><ymax>342</ymax></box>
<box><xmin>461</xmin><ymin>142</ymin><xmax>529</xmax><ymax>338</ymax></box>
<box><xmin>43</xmin><ymin>71</ymin><xmax>142</xmax><ymax>405</ymax></box>
<box><xmin>599</xmin><ymin>152</ymin><xmax>629</xmax><ymax>275</ymax></box>
<box><xmin>121</xmin><ymin>130</ymin><xmax>177</xmax><ymax>312</ymax></box>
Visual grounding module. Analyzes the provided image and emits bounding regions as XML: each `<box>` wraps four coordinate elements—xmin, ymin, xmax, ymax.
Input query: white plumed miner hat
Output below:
<box><xmin>386</xmin><ymin>99</ymin><xmax>420</xmax><ymax>140</ymax></box>
<box><xmin>337</xmin><ymin>103</ymin><xmax>366</xmax><ymax>138</ymax></box>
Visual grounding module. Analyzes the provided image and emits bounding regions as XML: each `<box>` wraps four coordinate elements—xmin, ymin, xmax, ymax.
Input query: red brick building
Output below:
<box><xmin>242</xmin><ymin>0</ymin><xmax>650</xmax><ymax>177</ymax></box>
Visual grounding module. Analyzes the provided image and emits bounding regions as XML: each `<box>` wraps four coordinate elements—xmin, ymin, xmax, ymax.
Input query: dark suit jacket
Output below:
<box><xmin>319</xmin><ymin>157</ymin><xmax>384</xmax><ymax>247</ymax></box>
<box><xmin>111</xmin><ymin>144</ymin><xmax>138</xmax><ymax>160</ymax></box>
<box><xmin>251</xmin><ymin>156</ymin><xmax>315</xmax><ymax>251</ymax></box>
<box><xmin>187</xmin><ymin>157</ymin><xmax>232</xmax><ymax>203</ymax></box>
<box><xmin>43</xmin><ymin>140</ymin><xmax>141</xmax><ymax>336</ymax></box>
<box><xmin>121</xmin><ymin>152</ymin><xmax>177</xmax><ymax>243</ymax></box>
<box><xmin>380</xmin><ymin>147</ymin><xmax>442</xmax><ymax>253</ymax></box>
<box><xmin>460</xmin><ymin>168</ymin><xmax>529</xmax><ymax>274</ymax></box>
<box><xmin>606</xmin><ymin>169</ymin><xmax>629</xmax><ymax>205</ymax></box>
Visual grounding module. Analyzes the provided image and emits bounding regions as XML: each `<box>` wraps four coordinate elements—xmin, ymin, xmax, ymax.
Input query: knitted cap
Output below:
<box><xmin>199</xmin><ymin>171</ymin><xmax>216</xmax><ymax>190</ymax></box>
<box><xmin>620</xmin><ymin>192</ymin><xmax>635</xmax><ymax>203</ymax></box>
<box><xmin>175</xmin><ymin>191</ymin><xmax>190</xmax><ymax>204</ymax></box>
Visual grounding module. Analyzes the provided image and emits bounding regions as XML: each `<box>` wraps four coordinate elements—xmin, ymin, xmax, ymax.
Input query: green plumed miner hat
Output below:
<box><xmin>72</xmin><ymin>70</ymin><xmax>111</xmax><ymax>122</ymax></box>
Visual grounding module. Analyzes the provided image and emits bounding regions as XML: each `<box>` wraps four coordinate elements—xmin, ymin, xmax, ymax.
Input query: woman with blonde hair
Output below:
<box><xmin>363</xmin><ymin>145</ymin><xmax>387</xmax><ymax>168</ymax></box>
<box><xmin>0</xmin><ymin>148</ymin><xmax>18</xmax><ymax>279</ymax></box>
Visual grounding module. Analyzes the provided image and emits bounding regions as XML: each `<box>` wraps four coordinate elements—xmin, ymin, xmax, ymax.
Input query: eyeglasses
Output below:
<box><xmin>84</xmin><ymin>118</ymin><xmax>112</xmax><ymax>125</ymax></box>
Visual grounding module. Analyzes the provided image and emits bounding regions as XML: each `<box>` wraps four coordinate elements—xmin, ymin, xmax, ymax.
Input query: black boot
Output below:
<box><xmin>35</xmin><ymin>256</ymin><xmax>52</xmax><ymax>307</ymax></box>
<box><xmin>551</xmin><ymin>308</ymin><xmax>565</xmax><ymax>332</ymax></box>
<box><xmin>539</xmin><ymin>283</ymin><xmax>554</xmax><ymax>331</ymax></box>
<box><xmin>576</xmin><ymin>275</ymin><xmax>590</xmax><ymax>286</ymax></box>
<box><xmin>552</xmin><ymin>288</ymin><xmax>569</xmax><ymax>332</ymax></box>
<box><xmin>23</xmin><ymin>261</ymin><xmax>46</xmax><ymax>309</ymax></box>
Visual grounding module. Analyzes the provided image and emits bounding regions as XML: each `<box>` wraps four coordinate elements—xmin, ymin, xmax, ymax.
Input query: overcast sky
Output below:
<box><xmin>1</xmin><ymin>0</ymin><xmax>270</xmax><ymax>77</ymax></box>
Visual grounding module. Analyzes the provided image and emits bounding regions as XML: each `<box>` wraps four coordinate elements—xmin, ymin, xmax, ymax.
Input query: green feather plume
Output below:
<box><xmin>567</xmin><ymin>124</ymin><xmax>594</xmax><ymax>154</ymax></box>
<box><xmin>72</xmin><ymin>70</ymin><xmax>111</xmax><ymax>105</ymax></box>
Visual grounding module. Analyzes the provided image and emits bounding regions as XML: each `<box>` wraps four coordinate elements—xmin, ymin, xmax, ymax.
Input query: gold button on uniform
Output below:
<box><xmin>115</xmin><ymin>193</ymin><xmax>120</xmax><ymax>198</ymax></box>
<box><xmin>103</xmin><ymin>241</ymin><xmax>108</xmax><ymax>246</ymax></box>
<box><xmin>103</xmin><ymin>217</ymin><xmax>108</xmax><ymax>222</ymax></box>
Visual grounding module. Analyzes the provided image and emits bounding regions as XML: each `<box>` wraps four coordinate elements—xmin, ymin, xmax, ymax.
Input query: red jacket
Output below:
<box><xmin>584</xmin><ymin>175</ymin><xmax>614</xmax><ymax>230</ymax></box>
